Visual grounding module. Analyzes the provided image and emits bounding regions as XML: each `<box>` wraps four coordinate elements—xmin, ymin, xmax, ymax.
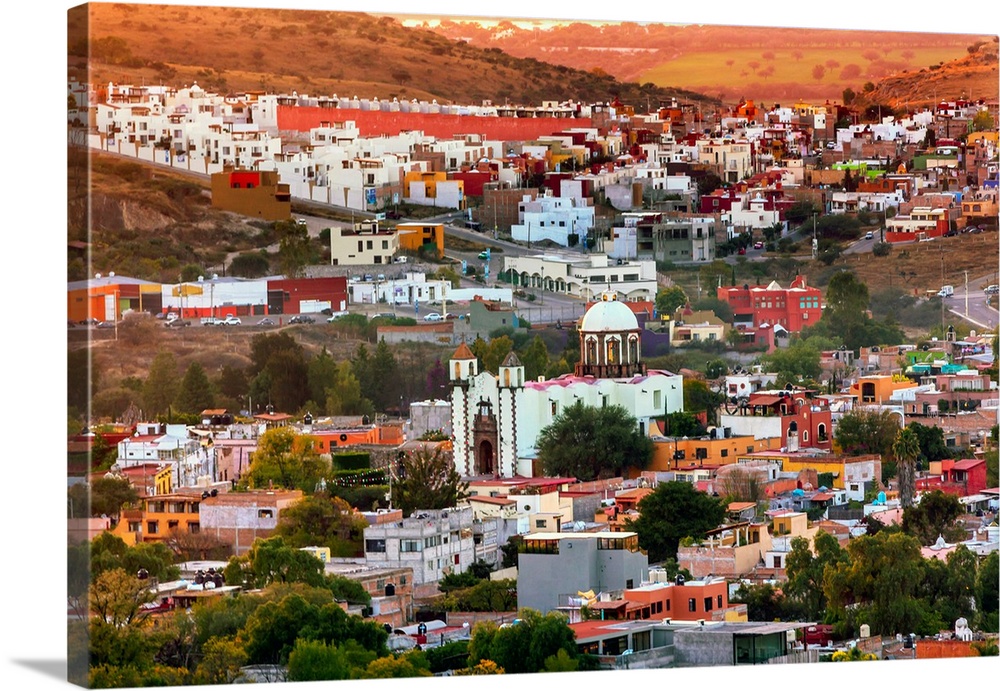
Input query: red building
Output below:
<box><xmin>717</xmin><ymin>275</ymin><xmax>823</xmax><ymax>333</ymax></box>
<box><xmin>915</xmin><ymin>458</ymin><xmax>988</xmax><ymax>497</ymax></box>
<box><xmin>266</xmin><ymin>276</ymin><xmax>347</xmax><ymax>315</ymax></box>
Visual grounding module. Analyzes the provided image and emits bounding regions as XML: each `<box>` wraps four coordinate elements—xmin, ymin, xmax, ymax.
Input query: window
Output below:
<box><xmin>688</xmin><ymin>598</ymin><xmax>697</xmax><ymax>612</ymax></box>
<box><xmin>188</xmin><ymin>523</ymin><xmax>200</xmax><ymax>534</ymax></box>
<box><xmin>366</xmin><ymin>240</ymin><xmax>373</xmax><ymax>250</ymax></box>
<box><xmin>424</xmin><ymin>535</ymin><xmax>441</xmax><ymax>548</ymax></box>
<box><xmin>167</xmin><ymin>520</ymin><xmax>179</xmax><ymax>530</ymax></box>
<box><xmin>128</xmin><ymin>521</ymin><xmax>140</xmax><ymax>533</ymax></box>
<box><xmin>146</xmin><ymin>521</ymin><xmax>159</xmax><ymax>535</ymax></box>
<box><xmin>705</xmin><ymin>596</ymin><xmax>713</xmax><ymax>611</ymax></box>
<box><xmin>717</xmin><ymin>594</ymin><xmax>723</xmax><ymax>608</ymax></box>
<box><xmin>535</xmin><ymin>519</ymin><xmax>546</xmax><ymax>529</ymax></box>
<box><xmin>258</xmin><ymin>509</ymin><xmax>274</xmax><ymax>519</ymax></box>
<box><xmin>401</xmin><ymin>540</ymin><xmax>422</xmax><ymax>553</ymax></box>
<box><xmin>366</xmin><ymin>539</ymin><xmax>386</xmax><ymax>553</ymax></box>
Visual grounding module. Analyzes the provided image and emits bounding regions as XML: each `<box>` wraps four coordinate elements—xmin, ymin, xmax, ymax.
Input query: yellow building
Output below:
<box><xmin>403</xmin><ymin>171</ymin><xmax>465</xmax><ymax>210</ymax></box>
<box><xmin>395</xmin><ymin>222</ymin><xmax>445</xmax><ymax>257</ymax></box>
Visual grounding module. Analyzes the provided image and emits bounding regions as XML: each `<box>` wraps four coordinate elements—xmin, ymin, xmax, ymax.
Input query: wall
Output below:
<box><xmin>672</xmin><ymin>629</ymin><xmax>733</xmax><ymax>667</ymax></box>
<box><xmin>278</xmin><ymin>106</ymin><xmax>594</xmax><ymax>142</ymax></box>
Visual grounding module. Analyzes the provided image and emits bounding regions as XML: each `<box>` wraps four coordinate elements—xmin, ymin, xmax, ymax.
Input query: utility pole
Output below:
<box><xmin>964</xmin><ymin>270</ymin><xmax>969</xmax><ymax>317</ymax></box>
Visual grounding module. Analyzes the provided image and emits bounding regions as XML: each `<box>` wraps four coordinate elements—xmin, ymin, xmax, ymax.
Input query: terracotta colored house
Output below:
<box><xmin>716</xmin><ymin>275</ymin><xmax>823</xmax><ymax>333</ymax></box>
<box><xmin>916</xmin><ymin>458</ymin><xmax>988</xmax><ymax>497</ymax></box>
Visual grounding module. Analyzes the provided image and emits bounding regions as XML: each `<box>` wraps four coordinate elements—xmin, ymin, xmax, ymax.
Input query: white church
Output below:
<box><xmin>449</xmin><ymin>290</ymin><xmax>685</xmax><ymax>478</ymax></box>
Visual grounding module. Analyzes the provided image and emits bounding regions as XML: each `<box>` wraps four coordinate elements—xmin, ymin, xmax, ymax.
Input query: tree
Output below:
<box><xmin>286</xmin><ymin>639</ymin><xmax>352</xmax><ymax>682</ymax></box>
<box><xmin>536</xmin><ymin>401</ymin><xmax>653</xmax><ymax>481</ymax></box>
<box><xmin>274</xmin><ymin>493</ymin><xmax>369</xmax><ymax>557</ymax></box>
<box><xmin>223</xmin><ymin>536</ymin><xmax>326</xmax><ymax>590</ymax></box>
<box><xmin>362</xmin><ymin>651</ymin><xmax>432</xmax><ymax>679</ymax></box>
<box><xmin>518</xmin><ymin>336</ymin><xmax>550</xmax><ymax>382</ymax></box>
<box><xmin>467</xmin><ymin>609</ymin><xmax>579</xmax><ymax>675</ymax></box>
<box><xmin>760</xmin><ymin>338</ymin><xmax>824</xmax><ymax>385</ymax></box>
<box><xmin>392</xmin><ymin>445</ymin><xmax>468</xmax><ymax>515</ymax></box>
<box><xmin>842</xmin><ymin>87</ymin><xmax>856</xmax><ymax>105</ymax></box>
<box><xmin>275</xmin><ymin>219</ymin><xmax>314</xmax><ymax>278</ymax></box>
<box><xmin>784</xmin><ymin>532</ymin><xmax>846</xmax><ymax>620</ymax></box>
<box><xmin>240</xmin><ymin>426</ymin><xmax>328</xmax><ymax>492</ymax></box>
<box><xmin>229</xmin><ymin>251</ymin><xmax>271</xmax><ymax>278</ymax></box>
<box><xmin>89</xmin><ymin>568</ymin><xmax>157</xmax><ymax>629</ymax></box>
<box><xmin>174</xmin><ymin>362</ymin><xmax>215</xmax><ymax>414</ymax></box>
<box><xmin>306</xmin><ymin>347</ymin><xmax>338</xmax><ymax>407</ymax></box>
<box><xmin>834</xmin><ymin>408</ymin><xmax>901</xmax><ymax>459</ymax></box>
<box><xmin>902</xmin><ymin>490</ymin><xmax>966</xmax><ymax>545</ymax></box>
<box><xmin>731</xmin><ymin>582</ymin><xmax>787</xmax><ymax>621</ymax></box>
<box><xmin>823</xmin><ymin>531</ymin><xmax>927</xmax><ymax>637</ymax></box>
<box><xmin>325</xmin><ymin>362</ymin><xmax>372</xmax><ymax>416</ymax></box>
<box><xmin>976</xmin><ymin>551</ymin><xmax>999</xmax><ymax>631</ymax></box>
<box><xmin>88</xmin><ymin>475</ymin><xmax>139</xmax><ymax>518</ymax></box>
<box><xmin>892</xmin><ymin>426</ymin><xmax>920</xmax><ymax>508</ymax></box>
<box><xmin>811</xmin><ymin>64</ymin><xmax>826</xmax><ymax>81</ymax></box>
<box><xmin>655</xmin><ymin>285</ymin><xmax>688</xmax><ymax>317</ymax></box>
<box><xmin>627</xmin><ymin>481</ymin><xmax>725</xmax><ymax>563</ymax></box>
<box><xmin>195</xmin><ymin>636</ymin><xmax>248</xmax><ymax>684</ymax></box>
<box><xmin>906</xmin><ymin>422</ymin><xmax>948</xmax><ymax>466</ymax></box>
<box><xmin>142</xmin><ymin>350</ymin><xmax>181</xmax><ymax>417</ymax></box>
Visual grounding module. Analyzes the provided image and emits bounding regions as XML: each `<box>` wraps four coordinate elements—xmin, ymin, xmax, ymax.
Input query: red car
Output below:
<box><xmin>738</xmin><ymin>247</ymin><xmax>746</xmax><ymax>255</ymax></box>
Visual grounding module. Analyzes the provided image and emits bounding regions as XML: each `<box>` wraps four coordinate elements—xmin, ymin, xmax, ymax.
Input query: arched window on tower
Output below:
<box><xmin>586</xmin><ymin>337</ymin><xmax>598</xmax><ymax>365</ymax></box>
<box><xmin>607</xmin><ymin>338</ymin><xmax>620</xmax><ymax>365</ymax></box>
<box><xmin>628</xmin><ymin>336</ymin><xmax>638</xmax><ymax>363</ymax></box>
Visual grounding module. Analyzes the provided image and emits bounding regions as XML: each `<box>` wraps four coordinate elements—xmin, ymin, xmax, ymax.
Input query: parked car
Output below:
<box><xmin>257</xmin><ymin>317</ymin><xmax>275</xmax><ymax>326</ymax></box>
<box><xmin>221</xmin><ymin>316</ymin><xmax>242</xmax><ymax>326</ymax></box>
<box><xmin>865</xmin><ymin>231</ymin><xmax>874</xmax><ymax>240</ymax></box>
<box><xmin>372</xmin><ymin>312</ymin><xmax>395</xmax><ymax>319</ymax></box>
<box><xmin>984</xmin><ymin>285</ymin><xmax>999</xmax><ymax>295</ymax></box>
<box><xmin>289</xmin><ymin>315</ymin><xmax>315</xmax><ymax>324</ymax></box>
<box><xmin>326</xmin><ymin>311</ymin><xmax>350</xmax><ymax>322</ymax></box>
<box><xmin>96</xmin><ymin>321</ymin><xmax>116</xmax><ymax>329</ymax></box>
<box><xmin>200</xmin><ymin>317</ymin><xmax>222</xmax><ymax>326</ymax></box>
<box><xmin>423</xmin><ymin>312</ymin><xmax>443</xmax><ymax>322</ymax></box>
<box><xmin>737</xmin><ymin>247</ymin><xmax>746</xmax><ymax>255</ymax></box>
<box><xmin>79</xmin><ymin>318</ymin><xmax>99</xmax><ymax>326</ymax></box>
<box><xmin>753</xmin><ymin>241</ymin><xmax>764</xmax><ymax>249</ymax></box>
<box><xmin>165</xmin><ymin>319</ymin><xmax>190</xmax><ymax>328</ymax></box>
<box><xmin>478</xmin><ymin>250</ymin><xmax>490</xmax><ymax>260</ymax></box>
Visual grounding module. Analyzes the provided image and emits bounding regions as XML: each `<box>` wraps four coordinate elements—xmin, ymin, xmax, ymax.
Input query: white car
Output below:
<box><xmin>423</xmin><ymin>312</ymin><xmax>443</xmax><ymax>322</ymax></box>
<box><xmin>865</xmin><ymin>231</ymin><xmax>874</xmax><ymax>240</ymax></box>
<box><xmin>221</xmin><ymin>316</ymin><xmax>242</xmax><ymax>326</ymax></box>
<box><xmin>326</xmin><ymin>311</ymin><xmax>350</xmax><ymax>322</ymax></box>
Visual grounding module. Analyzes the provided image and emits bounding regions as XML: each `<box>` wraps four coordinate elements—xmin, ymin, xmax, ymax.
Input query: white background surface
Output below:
<box><xmin>4</xmin><ymin>1</ymin><xmax>997</xmax><ymax>689</ymax></box>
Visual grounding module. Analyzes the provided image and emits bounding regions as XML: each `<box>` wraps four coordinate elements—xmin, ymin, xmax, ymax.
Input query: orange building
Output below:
<box><xmin>847</xmin><ymin>374</ymin><xmax>918</xmax><ymax>404</ymax></box>
<box><xmin>647</xmin><ymin>432</ymin><xmax>783</xmax><ymax>473</ymax></box>
<box><xmin>585</xmin><ymin>576</ymin><xmax>746</xmax><ymax>623</ymax></box>
<box><xmin>111</xmin><ymin>491</ymin><xmax>205</xmax><ymax>545</ymax></box>
<box><xmin>310</xmin><ymin>424</ymin><xmax>405</xmax><ymax>454</ymax></box>
<box><xmin>67</xmin><ymin>275</ymin><xmax>163</xmax><ymax>323</ymax></box>
<box><xmin>395</xmin><ymin>222</ymin><xmax>445</xmax><ymax>257</ymax></box>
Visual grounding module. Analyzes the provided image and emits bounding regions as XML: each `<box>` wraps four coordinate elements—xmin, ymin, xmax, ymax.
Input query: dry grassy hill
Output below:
<box><xmin>69</xmin><ymin>4</ymin><xmax>717</xmax><ymax>109</ymax></box>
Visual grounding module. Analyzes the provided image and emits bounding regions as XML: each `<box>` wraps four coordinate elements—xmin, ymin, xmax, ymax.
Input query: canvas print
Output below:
<box><xmin>66</xmin><ymin>1</ymin><xmax>1000</xmax><ymax>688</ymax></box>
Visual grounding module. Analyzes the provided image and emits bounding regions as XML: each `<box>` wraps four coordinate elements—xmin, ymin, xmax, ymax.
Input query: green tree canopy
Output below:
<box><xmin>273</xmin><ymin>493</ymin><xmax>369</xmax><ymax>558</ymax></box>
<box><xmin>834</xmin><ymin>408</ymin><xmax>901</xmax><ymax>459</ymax></box>
<box><xmin>240</xmin><ymin>427</ymin><xmax>328</xmax><ymax>492</ymax></box>
<box><xmin>174</xmin><ymin>361</ymin><xmax>215</xmax><ymax>414</ymax></box>
<box><xmin>142</xmin><ymin>350</ymin><xmax>181</xmax><ymax>417</ymax></box>
<box><xmin>466</xmin><ymin>608</ymin><xmax>579</xmax><ymax>675</ymax></box>
<box><xmin>223</xmin><ymin>536</ymin><xmax>326</xmax><ymax>590</ymax></box>
<box><xmin>901</xmin><ymin>490</ymin><xmax>967</xmax><ymax>545</ymax></box>
<box><xmin>536</xmin><ymin>401</ymin><xmax>653</xmax><ymax>481</ymax></box>
<box><xmin>392</xmin><ymin>445</ymin><xmax>469</xmax><ymax>516</ymax></box>
<box><xmin>655</xmin><ymin>285</ymin><xmax>688</xmax><ymax>317</ymax></box>
<box><xmin>627</xmin><ymin>481</ymin><xmax>725</xmax><ymax>563</ymax></box>
<box><xmin>783</xmin><ymin>531</ymin><xmax>846</xmax><ymax>620</ymax></box>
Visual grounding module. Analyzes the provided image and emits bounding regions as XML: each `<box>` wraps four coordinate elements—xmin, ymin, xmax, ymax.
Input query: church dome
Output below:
<box><xmin>580</xmin><ymin>291</ymin><xmax>639</xmax><ymax>333</ymax></box>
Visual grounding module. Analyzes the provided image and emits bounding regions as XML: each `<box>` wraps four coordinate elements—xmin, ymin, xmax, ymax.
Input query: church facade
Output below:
<box><xmin>450</xmin><ymin>291</ymin><xmax>685</xmax><ymax>478</ymax></box>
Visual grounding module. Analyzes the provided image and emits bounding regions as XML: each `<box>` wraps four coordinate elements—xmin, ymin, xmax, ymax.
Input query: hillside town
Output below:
<box><xmin>67</xmin><ymin>41</ymin><xmax>999</xmax><ymax>687</ymax></box>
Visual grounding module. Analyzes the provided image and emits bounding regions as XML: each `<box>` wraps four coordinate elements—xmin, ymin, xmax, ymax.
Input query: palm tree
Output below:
<box><xmin>892</xmin><ymin>427</ymin><xmax>920</xmax><ymax>508</ymax></box>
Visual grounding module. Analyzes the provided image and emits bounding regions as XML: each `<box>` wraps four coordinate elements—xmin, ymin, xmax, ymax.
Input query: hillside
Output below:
<box><xmin>418</xmin><ymin>19</ymin><xmax>994</xmax><ymax>105</ymax></box>
<box><xmin>69</xmin><ymin>5</ymin><xmax>718</xmax><ymax>110</ymax></box>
